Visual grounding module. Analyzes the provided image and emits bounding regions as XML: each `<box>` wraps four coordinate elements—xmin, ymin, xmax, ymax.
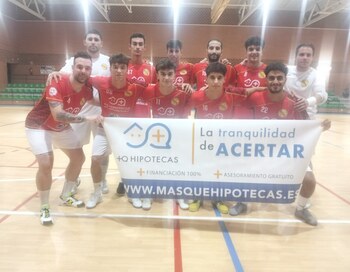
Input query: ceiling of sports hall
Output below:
<box><xmin>1</xmin><ymin>0</ymin><xmax>350</xmax><ymax>29</ymax></box>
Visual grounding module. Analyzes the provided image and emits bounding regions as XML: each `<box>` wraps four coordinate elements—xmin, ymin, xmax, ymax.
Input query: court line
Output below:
<box><xmin>317</xmin><ymin>181</ymin><xmax>350</xmax><ymax>205</ymax></box>
<box><xmin>1</xmin><ymin>210</ymin><xmax>350</xmax><ymax>224</ymax></box>
<box><xmin>172</xmin><ymin>201</ymin><xmax>183</xmax><ymax>272</ymax></box>
<box><xmin>213</xmin><ymin>205</ymin><xmax>244</xmax><ymax>272</ymax></box>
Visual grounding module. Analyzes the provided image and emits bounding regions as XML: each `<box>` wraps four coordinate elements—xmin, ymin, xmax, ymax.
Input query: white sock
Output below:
<box><xmin>94</xmin><ymin>182</ymin><xmax>102</xmax><ymax>193</ymax></box>
<box><xmin>38</xmin><ymin>190</ymin><xmax>50</xmax><ymax>207</ymax></box>
<box><xmin>296</xmin><ymin>196</ymin><xmax>309</xmax><ymax>210</ymax></box>
<box><xmin>61</xmin><ymin>181</ymin><xmax>76</xmax><ymax>198</ymax></box>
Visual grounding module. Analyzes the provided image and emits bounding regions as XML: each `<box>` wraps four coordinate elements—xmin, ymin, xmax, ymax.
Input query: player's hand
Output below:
<box><xmin>221</xmin><ymin>58</ymin><xmax>231</xmax><ymax>65</ymax></box>
<box><xmin>86</xmin><ymin>115</ymin><xmax>104</xmax><ymax>124</ymax></box>
<box><xmin>199</xmin><ymin>58</ymin><xmax>208</xmax><ymax>63</ymax></box>
<box><xmin>321</xmin><ymin>119</ymin><xmax>331</xmax><ymax>131</ymax></box>
<box><xmin>294</xmin><ymin>97</ymin><xmax>308</xmax><ymax>111</ymax></box>
<box><xmin>181</xmin><ymin>83</ymin><xmax>194</xmax><ymax>94</ymax></box>
<box><xmin>240</xmin><ymin>59</ymin><xmax>248</xmax><ymax>66</ymax></box>
<box><xmin>46</xmin><ymin>72</ymin><xmax>63</xmax><ymax>86</ymax></box>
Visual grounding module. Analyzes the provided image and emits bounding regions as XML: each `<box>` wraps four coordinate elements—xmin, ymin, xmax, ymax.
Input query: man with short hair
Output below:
<box><xmin>25</xmin><ymin>52</ymin><xmax>101</xmax><ymax>225</ymax></box>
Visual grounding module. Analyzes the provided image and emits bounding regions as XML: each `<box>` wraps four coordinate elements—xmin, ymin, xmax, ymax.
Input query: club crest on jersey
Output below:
<box><xmin>49</xmin><ymin>87</ymin><xmax>57</xmax><ymax>96</ymax></box>
<box><xmin>180</xmin><ymin>69</ymin><xmax>187</xmax><ymax>75</ymax></box>
<box><xmin>219</xmin><ymin>102</ymin><xmax>228</xmax><ymax>111</ymax></box>
<box><xmin>143</xmin><ymin>69</ymin><xmax>150</xmax><ymax>76</ymax></box>
<box><xmin>258</xmin><ymin>71</ymin><xmax>266</xmax><ymax>78</ymax></box>
<box><xmin>171</xmin><ymin>97</ymin><xmax>180</xmax><ymax>106</ymax></box>
<box><xmin>301</xmin><ymin>79</ymin><xmax>309</xmax><ymax>87</ymax></box>
<box><xmin>80</xmin><ymin>98</ymin><xmax>86</xmax><ymax>106</ymax></box>
<box><xmin>124</xmin><ymin>90</ymin><xmax>133</xmax><ymax>97</ymax></box>
<box><xmin>101</xmin><ymin>63</ymin><xmax>108</xmax><ymax>70</ymax></box>
<box><xmin>278</xmin><ymin>109</ymin><xmax>288</xmax><ymax>118</ymax></box>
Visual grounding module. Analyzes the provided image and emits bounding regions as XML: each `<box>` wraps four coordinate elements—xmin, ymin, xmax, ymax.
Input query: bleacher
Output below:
<box><xmin>318</xmin><ymin>91</ymin><xmax>350</xmax><ymax>114</ymax></box>
<box><xmin>0</xmin><ymin>83</ymin><xmax>45</xmax><ymax>105</ymax></box>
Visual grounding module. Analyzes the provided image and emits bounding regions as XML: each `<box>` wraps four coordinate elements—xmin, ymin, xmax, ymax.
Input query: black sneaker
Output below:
<box><xmin>116</xmin><ymin>182</ymin><xmax>125</xmax><ymax>196</ymax></box>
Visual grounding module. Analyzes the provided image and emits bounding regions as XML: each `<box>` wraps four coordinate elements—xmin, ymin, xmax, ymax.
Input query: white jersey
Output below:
<box><xmin>60</xmin><ymin>53</ymin><xmax>110</xmax><ymax>145</ymax></box>
<box><xmin>285</xmin><ymin>65</ymin><xmax>328</xmax><ymax>119</ymax></box>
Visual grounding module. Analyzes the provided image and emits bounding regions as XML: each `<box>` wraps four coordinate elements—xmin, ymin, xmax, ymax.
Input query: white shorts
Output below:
<box><xmin>25</xmin><ymin>128</ymin><xmax>82</xmax><ymax>155</ymax></box>
<box><xmin>92</xmin><ymin>126</ymin><xmax>112</xmax><ymax>157</ymax></box>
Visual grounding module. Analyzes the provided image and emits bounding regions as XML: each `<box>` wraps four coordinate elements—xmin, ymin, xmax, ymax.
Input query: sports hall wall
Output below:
<box><xmin>0</xmin><ymin>16</ymin><xmax>349</xmax><ymax>94</ymax></box>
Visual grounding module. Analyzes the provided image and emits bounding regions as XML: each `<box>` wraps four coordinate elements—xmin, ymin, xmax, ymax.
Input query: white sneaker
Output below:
<box><xmin>130</xmin><ymin>198</ymin><xmax>142</xmax><ymax>208</ymax></box>
<box><xmin>101</xmin><ymin>180</ymin><xmax>109</xmax><ymax>194</ymax></box>
<box><xmin>71</xmin><ymin>178</ymin><xmax>81</xmax><ymax>195</ymax></box>
<box><xmin>142</xmin><ymin>198</ymin><xmax>152</xmax><ymax>210</ymax></box>
<box><xmin>177</xmin><ymin>199</ymin><xmax>189</xmax><ymax>210</ymax></box>
<box><xmin>86</xmin><ymin>191</ymin><xmax>102</xmax><ymax>209</ymax></box>
<box><xmin>40</xmin><ymin>204</ymin><xmax>53</xmax><ymax>226</ymax></box>
<box><xmin>60</xmin><ymin>194</ymin><xmax>85</xmax><ymax>208</ymax></box>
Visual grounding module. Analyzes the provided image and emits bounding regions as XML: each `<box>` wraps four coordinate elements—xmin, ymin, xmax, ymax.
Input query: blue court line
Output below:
<box><xmin>213</xmin><ymin>205</ymin><xmax>244</xmax><ymax>272</ymax></box>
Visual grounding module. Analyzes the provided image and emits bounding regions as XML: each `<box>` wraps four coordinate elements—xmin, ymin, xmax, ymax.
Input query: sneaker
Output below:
<box><xmin>189</xmin><ymin>200</ymin><xmax>201</xmax><ymax>212</ymax></box>
<box><xmin>130</xmin><ymin>198</ymin><xmax>142</xmax><ymax>208</ymax></box>
<box><xmin>101</xmin><ymin>180</ymin><xmax>109</xmax><ymax>194</ymax></box>
<box><xmin>214</xmin><ymin>201</ymin><xmax>229</xmax><ymax>214</ymax></box>
<box><xmin>40</xmin><ymin>205</ymin><xmax>53</xmax><ymax>226</ymax></box>
<box><xmin>71</xmin><ymin>178</ymin><xmax>81</xmax><ymax>195</ymax></box>
<box><xmin>177</xmin><ymin>199</ymin><xmax>189</xmax><ymax>210</ymax></box>
<box><xmin>142</xmin><ymin>198</ymin><xmax>152</xmax><ymax>210</ymax></box>
<box><xmin>60</xmin><ymin>194</ymin><xmax>85</xmax><ymax>208</ymax></box>
<box><xmin>295</xmin><ymin>208</ymin><xmax>318</xmax><ymax>226</ymax></box>
<box><xmin>86</xmin><ymin>191</ymin><xmax>102</xmax><ymax>209</ymax></box>
<box><xmin>229</xmin><ymin>202</ymin><xmax>247</xmax><ymax>216</ymax></box>
<box><xmin>116</xmin><ymin>182</ymin><xmax>126</xmax><ymax>196</ymax></box>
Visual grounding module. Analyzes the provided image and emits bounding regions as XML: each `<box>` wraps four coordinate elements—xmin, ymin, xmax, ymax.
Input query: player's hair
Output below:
<box><xmin>295</xmin><ymin>43</ymin><xmax>315</xmax><ymax>56</ymax></box>
<box><xmin>156</xmin><ymin>58</ymin><xmax>177</xmax><ymax>73</ymax></box>
<box><xmin>73</xmin><ymin>51</ymin><xmax>92</xmax><ymax>64</ymax></box>
<box><xmin>166</xmin><ymin>40</ymin><xmax>182</xmax><ymax>50</ymax></box>
<box><xmin>244</xmin><ymin>36</ymin><xmax>265</xmax><ymax>49</ymax></box>
<box><xmin>205</xmin><ymin>62</ymin><xmax>227</xmax><ymax>76</ymax></box>
<box><xmin>109</xmin><ymin>53</ymin><xmax>130</xmax><ymax>66</ymax></box>
<box><xmin>85</xmin><ymin>29</ymin><xmax>102</xmax><ymax>40</ymax></box>
<box><xmin>207</xmin><ymin>39</ymin><xmax>223</xmax><ymax>50</ymax></box>
<box><xmin>130</xmin><ymin>32</ymin><xmax>146</xmax><ymax>44</ymax></box>
<box><xmin>264</xmin><ymin>62</ymin><xmax>288</xmax><ymax>76</ymax></box>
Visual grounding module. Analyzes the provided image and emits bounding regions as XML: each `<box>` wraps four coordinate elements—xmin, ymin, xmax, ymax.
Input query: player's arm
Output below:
<box><xmin>46</xmin><ymin>71</ymin><xmax>68</xmax><ymax>86</ymax></box>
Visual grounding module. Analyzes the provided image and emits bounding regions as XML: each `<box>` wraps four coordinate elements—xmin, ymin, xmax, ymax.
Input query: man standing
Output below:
<box><xmin>25</xmin><ymin>52</ymin><xmax>101</xmax><ymax>225</ymax></box>
<box><xmin>285</xmin><ymin>44</ymin><xmax>328</xmax><ymax>226</ymax></box>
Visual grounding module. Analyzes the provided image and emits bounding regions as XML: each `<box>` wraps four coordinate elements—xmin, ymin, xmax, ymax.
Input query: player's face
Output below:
<box><xmin>266</xmin><ymin>70</ymin><xmax>286</xmax><ymax>94</ymax></box>
<box><xmin>72</xmin><ymin>57</ymin><xmax>92</xmax><ymax>84</ymax></box>
<box><xmin>207</xmin><ymin>41</ymin><xmax>222</xmax><ymax>63</ymax></box>
<box><xmin>206</xmin><ymin>72</ymin><xmax>225</xmax><ymax>89</ymax></box>
<box><xmin>130</xmin><ymin>37</ymin><xmax>145</xmax><ymax>56</ymax></box>
<box><xmin>296</xmin><ymin>46</ymin><xmax>313</xmax><ymax>71</ymax></box>
<box><xmin>84</xmin><ymin>34</ymin><xmax>102</xmax><ymax>55</ymax></box>
<box><xmin>246</xmin><ymin>45</ymin><xmax>263</xmax><ymax>64</ymax></box>
<box><xmin>167</xmin><ymin>47</ymin><xmax>182</xmax><ymax>63</ymax></box>
<box><xmin>110</xmin><ymin>63</ymin><xmax>128</xmax><ymax>79</ymax></box>
<box><xmin>157</xmin><ymin>69</ymin><xmax>175</xmax><ymax>87</ymax></box>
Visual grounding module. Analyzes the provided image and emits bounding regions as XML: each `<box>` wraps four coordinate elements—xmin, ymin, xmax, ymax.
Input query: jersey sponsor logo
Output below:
<box><xmin>258</xmin><ymin>71</ymin><xmax>266</xmax><ymax>78</ymax></box>
<box><xmin>244</xmin><ymin>78</ymin><xmax>261</xmax><ymax>88</ymax></box>
<box><xmin>131</xmin><ymin>76</ymin><xmax>146</xmax><ymax>86</ymax></box>
<box><xmin>205</xmin><ymin>113</ymin><xmax>224</xmax><ymax>119</ymax></box>
<box><xmin>219</xmin><ymin>102</ymin><xmax>228</xmax><ymax>111</ymax></box>
<box><xmin>143</xmin><ymin>69</ymin><xmax>150</xmax><ymax>76</ymax></box>
<box><xmin>179</xmin><ymin>69</ymin><xmax>187</xmax><ymax>75</ymax></box>
<box><xmin>171</xmin><ymin>97</ymin><xmax>180</xmax><ymax>106</ymax></box>
<box><xmin>174</xmin><ymin>77</ymin><xmax>184</xmax><ymax>85</ymax></box>
<box><xmin>109</xmin><ymin>97</ymin><xmax>126</xmax><ymax>106</ymax></box>
<box><xmin>157</xmin><ymin>107</ymin><xmax>175</xmax><ymax>116</ymax></box>
<box><xmin>278</xmin><ymin>109</ymin><xmax>288</xmax><ymax>118</ymax></box>
<box><xmin>49</xmin><ymin>87</ymin><xmax>57</xmax><ymax>96</ymax></box>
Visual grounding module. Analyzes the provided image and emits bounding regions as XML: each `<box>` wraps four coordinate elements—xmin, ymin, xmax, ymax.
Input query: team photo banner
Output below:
<box><xmin>103</xmin><ymin>118</ymin><xmax>322</xmax><ymax>203</ymax></box>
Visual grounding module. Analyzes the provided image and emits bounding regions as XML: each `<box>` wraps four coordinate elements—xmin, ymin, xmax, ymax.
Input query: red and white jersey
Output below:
<box><xmin>144</xmin><ymin>84</ymin><xmax>191</xmax><ymax>118</ymax></box>
<box><xmin>92</xmin><ymin>77</ymin><xmax>146</xmax><ymax>117</ymax></box>
<box><xmin>127</xmin><ymin>62</ymin><xmax>156</xmax><ymax>87</ymax></box>
<box><xmin>173</xmin><ymin>62</ymin><xmax>193</xmax><ymax>86</ymax></box>
<box><xmin>233</xmin><ymin>62</ymin><xmax>267</xmax><ymax>118</ymax></box>
<box><xmin>192</xmin><ymin>62</ymin><xmax>235</xmax><ymax>90</ymax></box>
<box><xmin>244</xmin><ymin>91</ymin><xmax>307</xmax><ymax>120</ymax></box>
<box><xmin>25</xmin><ymin>76</ymin><xmax>93</xmax><ymax>131</ymax></box>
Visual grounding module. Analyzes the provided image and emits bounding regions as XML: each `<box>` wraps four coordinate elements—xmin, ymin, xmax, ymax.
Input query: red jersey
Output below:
<box><xmin>25</xmin><ymin>76</ymin><xmax>93</xmax><ymax>132</ymax></box>
<box><xmin>233</xmin><ymin>63</ymin><xmax>267</xmax><ymax>119</ymax></box>
<box><xmin>244</xmin><ymin>91</ymin><xmax>306</xmax><ymax>120</ymax></box>
<box><xmin>92</xmin><ymin>77</ymin><xmax>146</xmax><ymax>117</ymax></box>
<box><xmin>144</xmin><ymin>84</ymin><xmax>191</xmax><ymax>118</ymax></box>
<box><xmin>192</xmin><ymin>62</ymin><xmax>235</xmax><ymax>90</ymax></box>
<box><xmin>127</xmin><ymin>62</ymin><xmax>156</xmax><ymax>117</ymax></box>
<box><xmin>174</xmin><ymin>62</ymin><xmax>193</xmax><ymax>86</ymax></box>
<box><xmin>185</xmin><ymin>87</ymin><xmax>240</xmax><ymax>119</ymax></box>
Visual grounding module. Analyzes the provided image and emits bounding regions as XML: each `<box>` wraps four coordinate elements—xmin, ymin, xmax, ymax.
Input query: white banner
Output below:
<box><xmin>103</xmin><ymin>118</ymin><xmax>322</xmax><ymax>203</ymax></box>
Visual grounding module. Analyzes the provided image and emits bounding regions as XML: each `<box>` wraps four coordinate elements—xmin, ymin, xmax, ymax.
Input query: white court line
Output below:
<box><xmin>1</xmin><ymin>210</ymin><xmax>350</xmax><ymax>225</ymax></box>
<box><xmin>0</xmin><ymin>171</ymin><xmax>120</xmax><ymax>183</ymax></box>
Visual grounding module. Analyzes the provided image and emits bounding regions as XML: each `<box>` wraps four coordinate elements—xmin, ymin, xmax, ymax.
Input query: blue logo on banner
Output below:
<box><xmin>123</xmin><ymin>122</ymin><xmax>172</xmax><ymax>149</ymax></box>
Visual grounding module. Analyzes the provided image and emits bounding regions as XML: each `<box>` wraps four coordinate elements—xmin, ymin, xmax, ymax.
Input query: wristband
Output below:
<box><xmin>306</xmin><ymin>97</ymin><xmax>317</xmax><ymax>107</ymax></box>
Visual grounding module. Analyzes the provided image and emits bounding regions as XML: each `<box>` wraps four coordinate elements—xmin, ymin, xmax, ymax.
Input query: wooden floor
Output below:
<box><xmin>0</xmin><ymin>105</ymin><xmax>349</xmax><ymax>272</ymax></box>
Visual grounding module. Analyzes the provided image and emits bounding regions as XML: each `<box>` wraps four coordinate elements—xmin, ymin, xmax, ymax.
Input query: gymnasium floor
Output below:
<box><xmin>0</xmin><ymin>106</ymin><xmax>349</xmax><ymax>272</ymax></box>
